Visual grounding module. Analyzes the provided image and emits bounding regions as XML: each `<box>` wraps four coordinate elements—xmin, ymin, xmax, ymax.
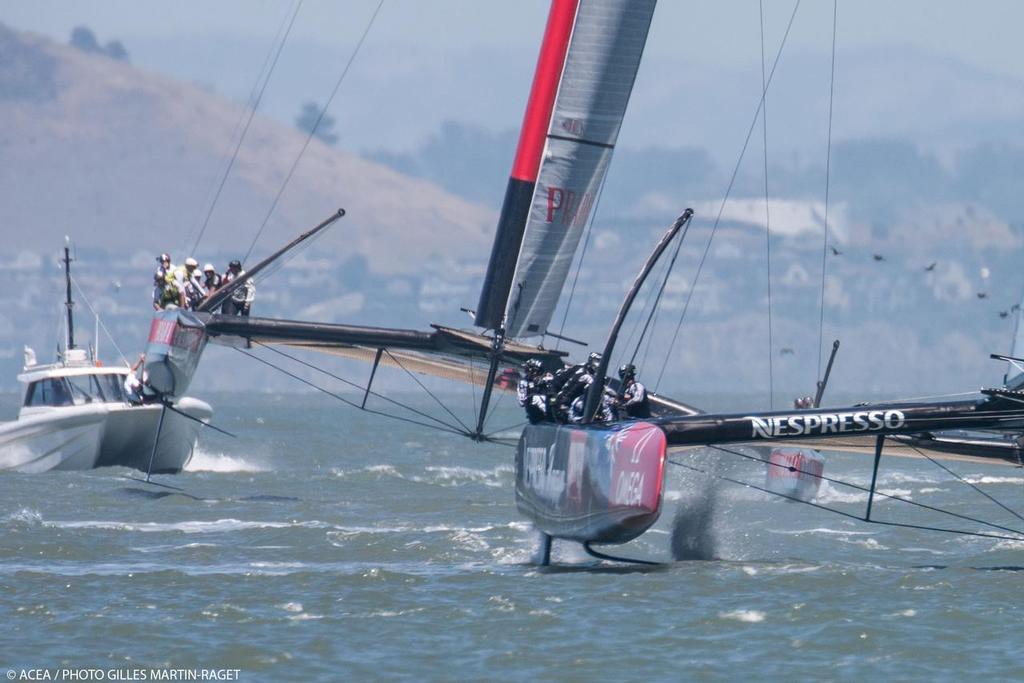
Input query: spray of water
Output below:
<box><xmin>670</xmin><ymin>478</ymin><xmax>722</xmax><ymax>561</ymax></box>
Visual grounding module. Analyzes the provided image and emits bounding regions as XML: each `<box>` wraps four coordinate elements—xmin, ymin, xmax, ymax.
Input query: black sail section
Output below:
<box><xmin>475</xmin><ymin>178</ymin><xmax>537</xmax><ymax>330</ymax></box>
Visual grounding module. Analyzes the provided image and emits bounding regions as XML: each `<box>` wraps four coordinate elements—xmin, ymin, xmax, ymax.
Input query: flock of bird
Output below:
<box><xmin>774</xmin><ymin>249</ymin><xmax>1018</xmax><ymax>356</ymax></box>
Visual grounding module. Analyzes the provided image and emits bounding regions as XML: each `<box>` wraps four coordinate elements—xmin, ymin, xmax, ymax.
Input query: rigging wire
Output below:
<box><xmin>620</xmin><ymin>244</ymin><xmax>669</xmax><ymax>364</ymax></box>
<box><xmin>667</xmin><ymin>456</ymin><xmax>1023</xmax><ymax>542</ymax></box>
<box><xmin>904</xmin><ymin>442</ymin><xmax>1024</xmax><ymax>524</ymax></box>
<box><xmin>257</xmin><ymin>342</ymin><xmax>466</xmax><ymax>434</ymax></box>
<box><xmin>189</xmin><ymin>0</ymin><xmax>304</xmax><ymax>255</ymax></box>
<box><xmin>242</xmin><ymin>0</ymin><xmax>386</xmax><ymax>266</ymax></box>
<box><xmin>699</xmin><ymin>441</ymin><xmax>1024</xmax><ymax>534</ymax></box>
<box><xmin>759</xmin><ymin>0</ymin><xmax>775</xmax><ymax>409</ymax></box>
<box><xmin>554</xmin><ymin>174</ymin><xmax>609</xmax><ymax>352</ymax></box>
<box><xmin>653</xmin><ymin>0</ymin><xmax>802</xmax><ymax>394</ymax></box>
<box><xmin>179</xmin><ymin>2</ymin><xmax>298</xmax><ymax>257</ymax></box>
<box><xmin>482</xmin><ymin>382</ymin><xmax>511</xmax><ymax>433</ymax></box>
<box><xmin>237</xmin><ymin>346</ymin><xmax>467</xmax><ymax>436</ymax></box>
<box><xmin>817</xmin><ymin>0</ymin><xmax>839</xmax><ymax>379</ymax></box>
<box><xmin>485</xmin><ymin>420</ymin><xmax>528</xmax><ymax>440</ymax></box>
<box><xmin>68</xmin><ymin>274</ymin><xmax>129</xmax><ymax>367</ymax></box>
<box><xmin>630</xmin><ymin>218</ymin><xmax>690</xmax><ymax>366</ymax></box>
<box><xmin>383</xmin><ymin>349</ymin><xmax>473</xmax><ymax>434</ymax></box>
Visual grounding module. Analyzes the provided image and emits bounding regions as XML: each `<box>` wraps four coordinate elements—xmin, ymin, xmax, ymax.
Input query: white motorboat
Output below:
<box><xmin>0</xmin><ymin>244</ymin><xmax>212</xmax><ymax>474</ymax></box>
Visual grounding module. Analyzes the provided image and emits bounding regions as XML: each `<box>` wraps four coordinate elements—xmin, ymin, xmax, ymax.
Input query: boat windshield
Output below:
<box><xmin>96</xmin><ymin>374</ymin><xmax>128</xmax><ymax>403</ymax></box>
<box><xmin>24</xmin><ymin>378</ymin><xmax>74</xmax><ymax>407</ymax></box>
<box><xmin>24</xmin><ymin>373</ymin><xmax>129</xmax><ymax>407</ymax></box>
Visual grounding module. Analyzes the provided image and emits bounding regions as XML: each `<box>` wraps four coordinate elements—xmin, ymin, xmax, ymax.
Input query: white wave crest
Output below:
<box><xmin>46</xmin><ymin>518</ymin><xmax>328</xmax><ymax>533</ymax></box>
<box><xmin>417</xmin><ymin>464</ymin><xmax>513</xmax><ymax>488</ymax></box>
<box><xmin>331</xmin><ymin>464</ymin><xmax>404</xmax><ymax>480</ymax></box>
<box><xmin>4</xmin><ymin>508</ymin><xmax>42</xmax><ymax>525</ymax></box>
<box><xmin>720</xmin><ymin>609</ymin><xmax>765</xmax><ymax>623</ymax></box>
<box><xmin>185</xmin><ymin>450</ymin><xmax>267</xmax><ymax>473</ymax></box>
<box><xmin>815</xmin><ymin>482</ymin><xmax>912</xmax><ymax>505</ymax></box>
<box><xmin>964</xmin><ymin>475</ymin><xmax>1024</xmax><ymax>485</ymax></box>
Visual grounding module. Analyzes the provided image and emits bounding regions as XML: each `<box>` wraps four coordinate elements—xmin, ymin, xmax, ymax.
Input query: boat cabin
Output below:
<box><xmin>18</xmin><ymin>348</ymin><xmax>131</xmax><ymax>415</ymax></box>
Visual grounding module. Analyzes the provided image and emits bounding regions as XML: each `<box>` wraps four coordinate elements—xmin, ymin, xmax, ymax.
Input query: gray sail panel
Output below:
<box><xmin>504</xmin><ymin>0</ymin><xmax>657</xmax><ymax>338</ymax></box>
<box><xmin>506</xmin><ymin>139</ymin><xmax>611</xmax><ymax>335</ymax></box>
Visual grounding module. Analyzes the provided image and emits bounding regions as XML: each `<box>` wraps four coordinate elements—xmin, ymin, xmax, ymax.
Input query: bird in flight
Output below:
<box><xmin>779</xmin><ymin>347</ymin><xmax>795</xmax><ymax>356</ymax></box>
<box><xmin>978</xmin><ymin>292</ymin><xmax>989</xmax><ymax>299</ymax></box>
<box><xmin>1000</xmin><ymin>310</ymin><xmax>1009</xmax><ymax>318</ymax></box>
<box><xmin>830</xmin><ymin>246</ymin><xmax>841</xmax><ymax>256</ymax></box>
<box><xmin>873</xmin><ymin>254</ymin><xmax>885</xmax><ymax>262</ymax></box>
<box><xmin>924</xmin><ymin>262</ymin><xmax>937</xmax><ymax>271</ymax></box>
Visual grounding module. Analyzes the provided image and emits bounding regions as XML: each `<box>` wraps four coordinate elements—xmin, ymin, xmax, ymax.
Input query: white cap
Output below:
<box><xmin>184</xmin><ymin>257</ymin><xmax>198</xmax><ymax>268</ymax></box>
<box><xmin>203</xmin><ymin>263</ymin><xmax>215</xmax><ymax>272</ymax></box>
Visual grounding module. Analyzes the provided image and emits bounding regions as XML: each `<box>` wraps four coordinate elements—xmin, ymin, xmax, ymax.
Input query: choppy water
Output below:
<box><xmin>3</xmin><ymin>392</ymin><xmax>1024</xmax><ymax>680</ymax></box>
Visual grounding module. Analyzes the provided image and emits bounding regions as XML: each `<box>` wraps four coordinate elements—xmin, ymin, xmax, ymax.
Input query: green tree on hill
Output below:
<box><xmin>295</xmin><ymin>102</ymin><xmax>338</xmax><ymax>146</ymax></box>
<box><xmin>69</xmin><ymin>26</ymin><xmax>130</xmax><ymax>62</ymax></box>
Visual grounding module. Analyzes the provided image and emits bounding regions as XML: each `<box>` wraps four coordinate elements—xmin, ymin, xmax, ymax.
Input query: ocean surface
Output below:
<box><xmin>3</xmin><ymin>391</ymin><xmax>1024</xmax><ymax>681</ymax></box>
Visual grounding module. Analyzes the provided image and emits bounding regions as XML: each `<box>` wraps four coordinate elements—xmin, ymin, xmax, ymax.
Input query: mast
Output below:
<box><xmin>471</xmin><ymin>0</ymin><xmax>580</xmax><ymax>439</ymax></box>
<box><xmin>63</xmin><ymin>242</ymin><xmax>75</xmax><ymax>351</ymax></box>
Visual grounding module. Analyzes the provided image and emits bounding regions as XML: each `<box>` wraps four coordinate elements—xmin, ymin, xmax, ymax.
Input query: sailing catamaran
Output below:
<box><xmin>140</xmin><ymin>0</ymin><xmax>1024</xmax><ymax>563</ymax></box>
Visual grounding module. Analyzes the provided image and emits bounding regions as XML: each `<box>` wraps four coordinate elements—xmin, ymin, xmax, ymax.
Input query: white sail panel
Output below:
<box><xmin>504</xmin><ymin>0</ymin><xmax>657</xmax><ymax>338</ymax></box>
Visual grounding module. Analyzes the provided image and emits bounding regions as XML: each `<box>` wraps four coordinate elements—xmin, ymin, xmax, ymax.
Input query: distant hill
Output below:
<box><xmin>0</xmin><ymin>24</ymin><xmax>495</xmax><ymax>275</ymax></box>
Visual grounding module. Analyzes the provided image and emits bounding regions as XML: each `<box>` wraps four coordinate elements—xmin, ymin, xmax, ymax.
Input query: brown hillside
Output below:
<box><xmin>0</xmin><ymin>24</ymin><xmax>495</xmax><ymax>274</ymax></box>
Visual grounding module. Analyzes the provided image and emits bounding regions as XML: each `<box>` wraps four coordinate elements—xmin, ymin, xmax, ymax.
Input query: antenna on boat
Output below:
<box><xmin>63</xmin><ymin>237</ymin><xmax>75</xmax><ymax>351</ymax></box>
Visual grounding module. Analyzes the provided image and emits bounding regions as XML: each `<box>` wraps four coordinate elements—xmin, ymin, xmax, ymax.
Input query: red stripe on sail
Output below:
<box><xmin>509</xmin><ymin>0</ymin><xmax>579</xmax><ymax>182</ymax></box>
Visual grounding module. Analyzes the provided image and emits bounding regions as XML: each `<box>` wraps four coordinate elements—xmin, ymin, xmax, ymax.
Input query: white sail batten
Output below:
<box><xmin>503</xmin><ymin>0</ymin><xmax>657</xmax><ymax>339</ymax></box>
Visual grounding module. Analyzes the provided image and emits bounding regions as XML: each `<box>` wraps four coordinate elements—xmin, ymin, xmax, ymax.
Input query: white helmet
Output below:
<box><xmin>184</xmin><ymin>257</ymin><xmax>198</xmax><ymax>268</ymax></box>
<box><xmin>203</xmin><ymin>263</ymin><xmax>215</xmax><ymax>273</ymax></box>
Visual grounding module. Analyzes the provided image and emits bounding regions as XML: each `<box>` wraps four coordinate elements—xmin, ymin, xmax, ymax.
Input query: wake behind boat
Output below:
<box><xmin>0</xmin><ymin>244</ymin><xmax>212</xmax><ymax>474</ymax></box>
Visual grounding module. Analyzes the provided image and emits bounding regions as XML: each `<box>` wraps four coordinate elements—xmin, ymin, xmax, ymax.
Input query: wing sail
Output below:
<box><xmin>475</xmin><ymin>0</ymin><xmax>658</xmax><ymax>338</ymax></box>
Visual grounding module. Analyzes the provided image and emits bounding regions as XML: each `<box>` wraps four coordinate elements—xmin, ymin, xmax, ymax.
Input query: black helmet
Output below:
<box><xmin>523</xmin><ymin>359</ymin><xmax>543</xmax><ymax>376</ymax></box>
<box><xmin>618</xmin><ymin>363</ymin><xmax>636</xmax><ymax>380</ymax></box>
<box><xmin>586</xmin><ymin>351</ymin><xmax>602</xmax><ymax>369</ymax></box>
<box><xmin>228</xmin><ymin>259</ymin><xmax>242</xmax><ymax>270</ymax></box>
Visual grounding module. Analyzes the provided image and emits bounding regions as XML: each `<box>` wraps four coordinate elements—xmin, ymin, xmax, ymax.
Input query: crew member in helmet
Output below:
<box><xmin>617</xmin><ymin>363</ymin><xmax>650</xmax><ymax>419</ymax></box>
<box><xmin>201</xmin><ymin>263</ymin><xmax>222</xmax><ymax>299</ymax></box>
<box><xmin>568</xmin><ymin>384</ymin><xmax>617</xmax><ymax>423</ymax></box>
<box><xmin>152</xmin><ymin>253</ymin><xmax>172</xmax><ymax>310</ymax></box>
<box><xmin>552</xmin><ymin>352</ymin><xmax>602</xmax><ymax>422</ymax></box>
<box><xmin>181</xmin><ymin>257</ymin><xmax>207</xmax><ymax>310</ymax></box>
<box><xmin>221</xmin><ymin>259</ymin><xmax>255</xmax><ymax>316</ymax></box>
<box><xmin>517</xmin><ymin>359</ymin><xmax>551</xmax><ymax>424</ymax></box>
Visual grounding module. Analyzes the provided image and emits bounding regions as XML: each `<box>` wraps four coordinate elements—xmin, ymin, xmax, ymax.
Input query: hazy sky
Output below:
<box><xmin>7</xmin><ymin>1</ymin><xmax>1024</xmax><ymax>73</ymax></box>
<box><xmin>6</xmin><ymin>1</ymin><xmax>1024</xmax><ymax>156</ymax></box>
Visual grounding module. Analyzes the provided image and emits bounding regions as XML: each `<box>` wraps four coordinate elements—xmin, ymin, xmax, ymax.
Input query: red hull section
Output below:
<box><xmin>765</xmin><ymin>447</ymin><xmax>824</xmax><ymax>502</ymax></box>
<box><xmin>515</xmin><ymin>421</ymin><xmax>667</xmax><ymax>543</ymax></box>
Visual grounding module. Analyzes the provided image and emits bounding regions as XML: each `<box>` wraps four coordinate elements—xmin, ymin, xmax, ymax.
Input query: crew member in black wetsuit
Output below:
<box><xmin>518</xmin><ymin>359</ymin><xmax>551</xmax><ymax>424</ymax></box>
<box><xmin>552</xmin><ymin>352</ymin><xmax>601</xmax><ymax>423</ymax></box>
<box><xmin>618</xmin><ymin>363</ymin><xmax>651</xmax><ymax>419</ymax></box>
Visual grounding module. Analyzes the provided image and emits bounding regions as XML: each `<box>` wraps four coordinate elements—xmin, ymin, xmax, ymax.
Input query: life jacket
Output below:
<box><xmin>159</xmin><ymin>271</ymin><xmax>180</xmax><ymax>307</ymax></box>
